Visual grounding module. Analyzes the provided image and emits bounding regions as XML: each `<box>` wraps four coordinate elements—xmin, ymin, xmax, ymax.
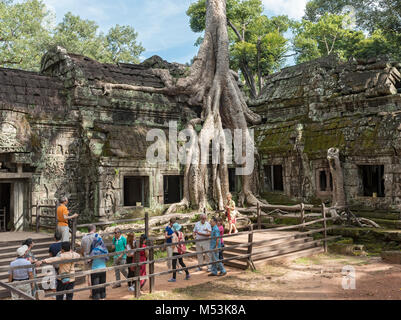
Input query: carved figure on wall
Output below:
<box><xmin>103</xmin><ymin>180</ymin><xmax>117</xmax><ymax>219</ymax></box>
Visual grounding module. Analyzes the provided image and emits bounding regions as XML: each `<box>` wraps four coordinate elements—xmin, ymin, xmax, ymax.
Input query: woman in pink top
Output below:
<box><xmin>217</xmin><ymin>218</ymin><xmax>225</xmax><ymax>262</ymax></box>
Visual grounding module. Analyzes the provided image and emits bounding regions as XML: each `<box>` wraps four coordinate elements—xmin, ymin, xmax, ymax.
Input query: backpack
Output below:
<box><xmin>176</xmin><ymin>232</ymin><xmax>187</xmax><ymax>255</ymax></box>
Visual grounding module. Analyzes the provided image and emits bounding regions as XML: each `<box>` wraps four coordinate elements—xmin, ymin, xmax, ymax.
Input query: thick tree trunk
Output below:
<box><xmin>327</xmin><ymin>148</ymin><xmax>346</xmax><ymax>208</ymax></box>
<box><xmin>102</xmin><ymin>0</ymin><xmax>263</xmax><ymax>213</ymax></box>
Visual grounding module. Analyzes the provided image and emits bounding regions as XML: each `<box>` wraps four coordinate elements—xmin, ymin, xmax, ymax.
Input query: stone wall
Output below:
<box><xmin>0</xmin><ymin>47</ymin><xmax>197</xmax><ymax>226</ymax></box>
<box><xmin>252</xmin><ymin>54</ymin><xmax>401</xmax><ymax>211</ymax></box>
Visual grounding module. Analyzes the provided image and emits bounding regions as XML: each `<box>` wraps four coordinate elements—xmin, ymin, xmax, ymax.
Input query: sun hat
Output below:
<box><xmin>17</xmin><ymin>245</ymin><xmax>28</xmax><ymax>257</ymax></box>
<box><xmin>172</xmin><ymin>223</ymin><xmax>182</xmax><ymax>232</ymax></box>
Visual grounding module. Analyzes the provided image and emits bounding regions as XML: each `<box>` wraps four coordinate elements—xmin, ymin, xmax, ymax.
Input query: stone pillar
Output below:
<box><xmin>13</xmin><ymin>181</ymin><xmax>27</xmax><ymax>231</ymax></box>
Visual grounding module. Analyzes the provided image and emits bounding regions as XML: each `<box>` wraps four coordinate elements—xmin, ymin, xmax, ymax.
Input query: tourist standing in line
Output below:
<box><xmin>138</xmin><ymin>234</ymin><xmax>149</xmax><ymax>292</ymax></box>
<box><xmin>111</xmin><ymin>228</ymin><xmax>128</xmax><ymax>288</ymax></box>
<box><xmin>36</xmin><ymin>242</ymin><xmax>82</xmax><ymax>300</ymax></box>
<box><xmin>164</xmin><ymin>217</ymin><xmax>176</xmax><ymax>272</ymax></box>
<box><xmin>80</xmin><ymin>224</ymin><xmax>97</xmax><ymax>297</ymax></box>
<box><xmin>89</xmin><ymin>234</ymin><xmax>109</xmax><ymax>300</ymax></box>
<box><xmin>22</xmin><ymin>238</ymin><xmax>38</xmax><ymax>296</ymax></box>
<box><xmin>8</xmin><ymin>245</ymin><xmax>34</xmax><ymax>300</ymax></box>
<box><xmin>22</xmin><ymin>238</ymin><xmax>37</xmax><ymax>264</ymax></box>
<box><xmin>225</xmin><ymin>193</ymin><xmax>238</xmax><ymax>234</ymax></box>
<box><xmin>168</xmin><ymin>223</ymin><xmax>190</xmax><ymax>282</ymax></box>
<box><xmin>48</xmin><ymin>231</ymin><xmax>63</xmax><ymax>292</ymax></box>
<box><xmin>193</xmin><ymin>214</ymin><xmax>212</xmax><ymax>272</ymax></box>
<box><xmin>126</xmin><ymin>233</ymin><xmax>137</xmax><ymax>292</ymax></box>
<box><xmin>208</xmin><ymin>217</ymin><xmax>227</xmax><ymax>277</ymax></box>
<box><xmin>57</xmin><ymin>196</ymin><xmax>78</xmax><ymax>242</ymax></box>
<box><xmin>49</xmin><ymin>232</ymin><xmax>63</xmax><ymax>258</ymax></box>
<box><xmin>217</xmin><ymin>217</ymin><xmax>225</xmax><ymax>262</ymax></box>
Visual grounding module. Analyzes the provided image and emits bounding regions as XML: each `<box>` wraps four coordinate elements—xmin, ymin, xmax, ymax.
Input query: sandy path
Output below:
<box><xmin>43</xmin><ymin>254</ymin><xmax>401</xmax><ymax>300</ymax></box>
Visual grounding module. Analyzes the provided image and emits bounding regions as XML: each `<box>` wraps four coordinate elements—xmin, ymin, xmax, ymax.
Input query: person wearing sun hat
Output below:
<box><xmin>8</xmin><ymin>245</ymin><xmax>34</xmax><ymax>300</ymax></box>
<box><xmin>168</xmin><ymin>223</ymin><xmax>190</xmax><ymax>282</ymax></box>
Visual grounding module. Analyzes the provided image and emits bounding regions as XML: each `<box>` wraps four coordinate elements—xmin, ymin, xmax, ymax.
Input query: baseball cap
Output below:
<box><xmin>17</xmin><ymin>245</ymin><xmax>28</xmax><ymax>257</ymax></box>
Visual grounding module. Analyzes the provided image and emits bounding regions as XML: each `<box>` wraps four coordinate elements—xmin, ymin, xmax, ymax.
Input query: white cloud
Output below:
<box><xmin>262</xmin><ymin>0</ymin><xmax>308</xmax><ymax>20</ymax></box>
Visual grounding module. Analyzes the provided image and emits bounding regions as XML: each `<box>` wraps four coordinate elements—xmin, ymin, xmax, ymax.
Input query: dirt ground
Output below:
<box><xmin>50</xmin><ymin>253</ymin><xmax>401</xmax><ymax>300</ymax></box>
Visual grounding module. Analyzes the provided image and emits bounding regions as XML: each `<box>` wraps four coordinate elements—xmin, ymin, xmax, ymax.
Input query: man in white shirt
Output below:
<box><xmin>193</xmin><ymin>214</ymin><xmax>212</xmax><ymax>272</ymax></box>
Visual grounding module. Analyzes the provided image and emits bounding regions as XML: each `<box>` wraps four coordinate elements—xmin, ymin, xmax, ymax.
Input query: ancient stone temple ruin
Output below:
<box><xmin>0</xmin><ymin>47</ymin><xmax>400</xmax><ymax>231</ymax></box>
<box><xmin>0</xmin><ymin>47</ymin><xmax>197</xmax><ymax>230</ymax></box>
<box><xmin>251</xmin><ymin>54</ymin><xmax>401</xmax><ymax>212</ymax></box>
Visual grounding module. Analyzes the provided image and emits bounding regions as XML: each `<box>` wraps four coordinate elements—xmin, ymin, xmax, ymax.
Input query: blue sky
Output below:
<box><xmin>41</xmin><ymin>0</ymin><xmax>308</xmax><ymax>65</ymax></box>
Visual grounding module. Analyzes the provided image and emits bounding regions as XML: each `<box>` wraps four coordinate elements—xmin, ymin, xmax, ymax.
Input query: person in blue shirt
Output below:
<box><xmin>208</xmin><ymin>217</ymin><xmax>227</xmax><ymax>277</ymax></box>
<box><xmin>89</xmin><ymin>234</ymin><xmax>109</xmax><ymax>300</ymax></box>
<box><xmin>165</xmin><ymin>218</ymin><xmax>176</xmax><ymax>271</ymax></box>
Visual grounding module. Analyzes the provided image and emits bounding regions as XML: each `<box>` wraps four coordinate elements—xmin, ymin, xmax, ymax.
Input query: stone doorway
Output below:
<box><xmin>0</xmin><ymin>180</ymin><xmax>29</xmax><ymax>231</ymax></box>
<box><xmin>264</xmin><ymin>165</ymin><xmax>284</xmax><ymax>192</ymax></box>
<box><xmin>123</xmin><ymin>176</ymin><xmax>149</xmax><ymax>207</ymax></box>
<box><xmin>163</xmin><ymin>175</ymin><xmax>183</xmax><ymax>204</ymax></box>
<box><xmin>0</xmin><ymin>183</ymin><xmax>11</xmax><ymax>231</ymax></box>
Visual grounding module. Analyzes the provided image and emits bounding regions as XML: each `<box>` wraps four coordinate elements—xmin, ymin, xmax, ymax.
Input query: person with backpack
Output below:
<box><xmin>168</xmin><ymin>223</ymin><xmax>190</xmax><ymax>282</ymax></box>
<box><xmin>89</xmin><ymin>234</ymin><xmax>109</xmax><ymax>300</ymax></box>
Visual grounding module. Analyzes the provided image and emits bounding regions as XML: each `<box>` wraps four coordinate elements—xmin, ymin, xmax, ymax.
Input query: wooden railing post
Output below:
<box><xmin>300</xmin><ymin>203</ymin><xmax>305</xmax><ymax>232</ymax></box>
<box><xmin>149</xmin><ymin>239</ymin><xmax>155</xmax><ymax>294</ymax></box>
<box><xmin>257</xmin><ymin>202</ymin><xmax>261</xmax><ymax>230</ymax></box>
<box><xmin>36</xmin><ymin>201</ymin><xmax>40</xmax><ymax>233</ymax></box>
<box><xmin>322</xmin><ymin>203</ymin><xmax>328</xmax><ymax>253</ymax></box>
<box><xmin>71</xmin><ymin>218</ymin><xmax>77</xmax><ymax>251</ymax></box>
<box><xmin>54</xmin><ymin>200</ymin><xmax>58</xmax><ymax>233</ymax></box>
<box><xmin>145</xmin><ymin>212</ymin><xmax>149</xmax><ymax>238</ymax></box>
<box><xmin>247</xmin><ymin>224</ymin><xmax>256</xmax><ymax>271</ymax></box>
<box><xmin>134</xmin><ymin>240</ymin><xmax>141</xmax><ymax>298</ymax></box>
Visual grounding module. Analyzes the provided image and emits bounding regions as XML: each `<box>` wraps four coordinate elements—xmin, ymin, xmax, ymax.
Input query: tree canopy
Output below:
<box><xmin>0</xmin><ymin>0</ymin><xmax>145</xmax><ymax>71</ymax></box>
<box><xmin>187</xmin><ymin>0</ymin><xmax>291</xmax><ymax>99</ymax></box>
<box><xmin>301</xmin><ymin>0</ymin><xmax>401</xmax><ymax>61</ymax></box>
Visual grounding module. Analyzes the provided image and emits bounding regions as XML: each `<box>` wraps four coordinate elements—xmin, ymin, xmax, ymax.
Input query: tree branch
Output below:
<box><xmin>227</xmin><ymin>18</ymin><xmax>243</xmax><ymax>41</ymax></box>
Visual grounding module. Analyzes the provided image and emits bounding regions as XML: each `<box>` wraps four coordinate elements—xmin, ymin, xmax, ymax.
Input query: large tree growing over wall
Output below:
<box><xmin>187</xmin><ymin>0</ymin><xmax>291</xmax><ymax>99</ymax></box>
<box><xmin>103</xmin><ymin>0</ymin><xmax>264</xmax><ymax>212</ymax></box>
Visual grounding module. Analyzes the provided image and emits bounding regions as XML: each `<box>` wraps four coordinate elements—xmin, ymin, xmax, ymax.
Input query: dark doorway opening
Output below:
<box><xmin>264</xmin><ymin>165</ymin><xmax>284</xmax><ymax>192</ymax></box>
<box><xmin>228</xmin><ymin>168</ymin><xmax>236</xmax><ymax>192</ymax></box>
<box><xmin>317</xmin><ymin>169</ymin><xmax>333</xmax><ymax>193</ymax></box>
<box><xmin>163</xmin><ymin>176</ymin><xmax>183</xmax><ymax>204</ymax></box>
<box><xmin>124</xmin><ymin>176</ymin><xmax>149</xmax><ymax>207</ymax></box>
<box><xmin>319</xmin><ymin>171</ymin><xmax>327</xmax><ymax>191</ymax></box>
<box><xmin>0</xmin><ymin>183</ymin><xmax>11</xmax><ymax>231</ymax></box>
<box><xmin>359</xmin><ymin>165</ymin><xmax>385</xmax><ymax>197</ymax></box>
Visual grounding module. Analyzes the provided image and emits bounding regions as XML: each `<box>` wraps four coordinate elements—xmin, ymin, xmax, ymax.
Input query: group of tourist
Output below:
<box><xmin>163</xmin><ymin>193</ymin><xmax>238</xmax><ymax>280</ymax></box>
<box><xmin>8</xmin><ymin>193</ymin><xmax>239</xmax><ymax>300</ymax></box>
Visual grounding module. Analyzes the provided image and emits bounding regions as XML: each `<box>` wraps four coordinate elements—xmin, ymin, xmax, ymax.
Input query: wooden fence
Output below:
<box><xmin>31</xmin><ymin>200</ymin><xmax>58</xmax><ymax>233</ymax></box>
<box><xmin>2</xmin><ymin>205</ymin><xmax>339</xmax><ymax>300</ymax></box>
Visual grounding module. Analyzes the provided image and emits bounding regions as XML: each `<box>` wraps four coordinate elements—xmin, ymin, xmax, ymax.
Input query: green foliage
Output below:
<box><xmin>105</xmin><ymin>25</ymin><xmax>144</xmax><ymax>64</ymax></box>
<box><xmin>187</xmin><ymin>0</ymin><xmax>291</xmax><ymax>99</ymax></box>
<box><xmin>0</xmin><ymin>0</ymin><xmax>145</xmax><ymax>71</ymax></box>
<box><xmin>0</xmin><ymin>0</ymin><xmax>52</xmax><ymax>70</ymax></box>
<box><xmin>303</xmin><ymin>0</ymin><xmax>401</xmax><ymax>60</ymax></box>
<box><xmin>48</xmin><ymin>12</ymin><xmax>144</xmax><ymax>65</ymax></box>
<box><xmin>292</xmin><ymin>12</ymin><xmax>397</xmax><ymax>63</ymax></box>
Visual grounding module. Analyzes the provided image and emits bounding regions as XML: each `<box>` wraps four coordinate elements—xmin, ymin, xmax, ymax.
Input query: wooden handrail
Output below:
<box><xmin>1</xmin><ymin>213</ymin><xmax>339</xmax><ymax>299</ymax></box>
